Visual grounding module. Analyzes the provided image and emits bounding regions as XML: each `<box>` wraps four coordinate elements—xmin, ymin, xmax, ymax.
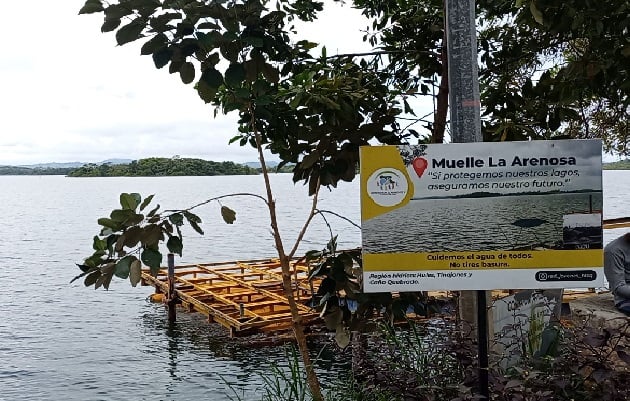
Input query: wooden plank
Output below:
<box><xmin>604</xmin><ymin>217</ymin><xmax>630</xmax><ymax>229</ymax></box>
<box><xmin>141</xmin><ymin>257</ymin><xmax>324</xmax><ymax>335</ymax></box>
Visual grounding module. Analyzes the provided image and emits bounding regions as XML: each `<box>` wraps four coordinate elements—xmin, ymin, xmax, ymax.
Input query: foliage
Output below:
<box><xmin>72</xmin><ymin>192</ymin><xmax>238</xmax><ymax>289</ymax></box>
<box><xmin>67</xmin><ymin>157</ymin><xmax>257</xmax><ymax>177</ymax></box>
<box><xmin>355</xmin><ymin>0</ymin><xmax>630</xmax><ymax>151</ymax></box>
<box><xmin>340</xmin><ymin>317</ymin><xmax>630</xmax><ymax>401</ymax></box>
<box><xmin>349</xmin><ymin>319</ymin><xmax>469</xmax><ymax>401</ymax></box>
<box><xmin>259</xmin><ymin>346</ymin><xmax>312</xmax><ymax>401</ymax></box>
<box><xmin>305</xmin><ymin>237</ymin><xmax>443</xmax><ymax>348</ymax></box>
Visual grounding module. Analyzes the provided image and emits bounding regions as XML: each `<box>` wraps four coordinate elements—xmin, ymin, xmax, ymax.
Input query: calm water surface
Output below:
<box><xmin>0</xmin><ymin>175</ymin><xmax>360</xmax><ymax>401</ymax></box>
<box><xmin>0</xmin><ymin>172</ymin><xmax>628</xmax><ymax>400</ymax></box>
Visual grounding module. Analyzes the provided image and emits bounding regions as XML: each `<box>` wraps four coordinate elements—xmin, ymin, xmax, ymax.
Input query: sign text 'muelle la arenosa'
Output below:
<box><xmin>360</xmin><ymin>140</ymin><xmax>604</xmax><ymax>292</ymax></box>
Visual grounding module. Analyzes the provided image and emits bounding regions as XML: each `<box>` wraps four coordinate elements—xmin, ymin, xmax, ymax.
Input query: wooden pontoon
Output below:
<box><xmin>141</xmin><ymin>258</ymin><xmax>321</xmax><ymax>336</ymax></box>
<box><xmin>603</xmin><ymin>217</ymin><xmax>630</xmax><ymax>230</ymax></box>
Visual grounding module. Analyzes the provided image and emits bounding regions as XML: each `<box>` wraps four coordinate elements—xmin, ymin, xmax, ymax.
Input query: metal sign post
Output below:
<box><xmin>445</xmin><ymin>0</ymin><xmax>488</xmax><ymax>398</ymax></box>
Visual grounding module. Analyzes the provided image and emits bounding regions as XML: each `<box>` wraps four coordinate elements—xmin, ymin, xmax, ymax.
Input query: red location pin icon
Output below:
<box><xmin>412</xmin><ymin>157</ymin><xmax>428</xmax><ymax>177</ymax></box>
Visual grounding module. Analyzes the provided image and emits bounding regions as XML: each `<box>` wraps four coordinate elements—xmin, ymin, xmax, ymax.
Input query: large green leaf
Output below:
<box><xmin>141</xmin><ymin>224</ymin><xmax>163</xmax><ymax>248</ymax></box>
<box><xmin>149</xmin><ymin>12</ymin><xmax>181</xmax><ymax>32</ymax></box>
<box><xmin>84</xmin><ymin>251</ymin><xmax>106</xmax><ymax>269</ymax></box>
<box><xmin>220</xmin><ymin>206</ymin><xmax>236</xmax><ymax>224</ymax></box>
<box><xmin>101</xmin><ymin>18</ymin><xmax>121</xmax><ymax>33</ymax></box>
<box><xmin>197</xmin><ymin>68</ymin><xmax>223</xmax><ymax>102</ymax></box>
<box><xmin>139</xmin><ymin>194</ymin><xmax>155</xmax><ymax>211</ymax></box>
<box><xmin>141</xmin><ymin>34</ymin><xmax>168</xmax><ymax>56</ymax></box>
<box><xmin>105</xmin><ymin>4</ymin><xmax>133</xmax><ymax>20</ymax></box>
<box><xmin>168</xmin><ymin>213</ymin><xmax>184</xmax><ymax>226</ymax></box>
<box><xmin>129</xmin><ymin>260</ymin><xmax>142</xmax><ymax>287</ymax></box>
<box><xmin>225</xmin><ymin>63</ymin><xmax>246</xmax><ymax>87</ymax></box>
<box><xmin>183</xmin><ymin>211</ymin><xmax>203</xmax><ymax>234</ymax></box>
<box><xmin>123</xmin><ymin>226</ymin><xmax>143</xmax><ymax>247</ymax></box>
<box><xmin>180</xmin><ymin>62</ymin><xmax>196</xmax><ymax>84</ymax></box>
<box><xmin>84</xmin><ymin>270</ymin><xmax>101</xmax><ymax>287</ymax></box>
<box><xmin>110</xmin><ymin>209</ymin><xmax>136</xmax><ymax>223</ymax></box>
<box><xmin>79</xmin><ymin>0</ymin><xmax>104</xmax><ymax>14</ymax></box>
<box><xmin>116</xmin><ymin>19</ymin><xmax>146</xmax><ymax>46</ymax></box>
<box><xmin>120</xmin><ymin>193</ymin><xmax>141</xmax><ymax>210</ymax></box>
<box><xmin>130</xmin><ymin>0</ymin><xmax>160</xmax><ymax>10</ymax></box>
<box><xmin>92</xmin><ymin>235</ymin><xmax>107</xmax><ymax>251</ymax></box>
<box><xmin>219</xmin><ymin>42</ymin><xmax>240</xmax><ymax>63</ymax></box>
<box><xmin>166</xmin><ymin>236</ymin><xmax>183</xmax><ymax>256</ymax></box>
<box><xmin>182</xmin><ymin>210</ymin><xmax>201</xmax><ymax>223</ymax></box>
<box><xmin>98</xmin><ymin>217</ymin><xmax>122</xmax><ymax>231</ymax></box>
<box><xmin>200</xmin><ymin>68</ymin><xmax>223</xmax><ymax>88</ymax></box>
<box><xmin>141</xmin><ymin>248</ymin><xmax>163</xmax><ymax>275</ymax></box>
<box><xmin>96</xmin><ymin>263</ymin><xmax>115</xmax><ymax>290</ymax></box>
<box><xmin>152</xmin><ymin>47</ymin><xmax>172</xmax><ymax>69</ymax></box>
<box><xmin>188</xmin><ymin>220</ymin><xmax>204</xmax><ymax>235</ymax></box>
<box><xmin>115</xmin><ymin>255</ymin><xmax>136</xmax><ymax>279</ymax></box>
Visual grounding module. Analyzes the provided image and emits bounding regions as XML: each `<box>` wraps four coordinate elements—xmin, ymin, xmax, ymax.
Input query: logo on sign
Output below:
<box><xmin>367</xmin><ymin>168</ymin><xmax>409</xmax><ymax>207</ymax></box>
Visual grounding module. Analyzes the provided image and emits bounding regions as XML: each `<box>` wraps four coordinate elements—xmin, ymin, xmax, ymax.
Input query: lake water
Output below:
<box><xmin>0</xmin><ymin>171</ymin><xmax>628</xmax><ymax>400</ymax></box>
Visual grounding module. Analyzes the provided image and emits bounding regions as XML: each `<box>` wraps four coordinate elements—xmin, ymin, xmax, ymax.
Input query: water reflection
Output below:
<box><xmin>138</xmin><ymin>303</ymin><xmax>352</xmax><ymax>399</ymax></box>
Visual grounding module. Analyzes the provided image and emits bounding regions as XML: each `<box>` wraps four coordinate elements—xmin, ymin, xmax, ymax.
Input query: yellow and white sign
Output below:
<box><xmin>360</xmin><ymin>140</ymin><xmax>604</xmax><ymax>292</ymax></box>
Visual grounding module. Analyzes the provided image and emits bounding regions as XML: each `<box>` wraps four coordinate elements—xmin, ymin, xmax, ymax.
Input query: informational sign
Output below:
<box><xmin>360</xmin><ymin>140</ymin><xmax>604</xmax><ymax>292</ymax></box>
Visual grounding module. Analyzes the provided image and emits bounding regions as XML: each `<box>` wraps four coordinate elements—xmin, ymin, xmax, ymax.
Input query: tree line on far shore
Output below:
<box><xmin>67</xmin><ymin>157</ymin><xmax>260</xmax><ymax>177</ymax></box>
<box><xmin>0</xmin><ymin>158</ymin><xmax>295</xmax><ymax>176</ymax></box>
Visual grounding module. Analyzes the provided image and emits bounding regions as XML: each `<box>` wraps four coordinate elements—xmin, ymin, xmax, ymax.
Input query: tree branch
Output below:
<box><xmin>288</xmin><ymin>179</ymin><xmax>321</xmax><ymax>259</ymax></box>
<box><xmin>163</xmin><ymin>192</ymin><xmax>268</xmax><ymax>214</ymax></box>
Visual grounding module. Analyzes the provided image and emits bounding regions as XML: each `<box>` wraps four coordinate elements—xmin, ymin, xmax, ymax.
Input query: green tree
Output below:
<box><xmin>356</xmin><ymin>0</ymin><xmax>630</xmax><ymax>151</ymax></box>
<box><xmin>77</xmin><ymin>1</ymin><xmax>630</xmax><ymax>398</ymax></box>
<box><xmin>68</xmin><ymin>157</ymin><xmax>257</xmax><ymax>176</ymax></box>
<box><xmin>78</xmin><ymin>2</ymin><xmax>410</xmax><ymax>398</ymax></box>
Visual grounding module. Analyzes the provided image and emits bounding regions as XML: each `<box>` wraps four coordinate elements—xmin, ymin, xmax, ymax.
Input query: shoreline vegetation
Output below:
<box><xmin>0</xmin><ymin>157</ymin><xmax>294</xmax><ymax>177</ymax></box>
<box><xmin>1</xmin><ymin>158</ymin><xmax>628</xmax><ymax>177</ymax></box>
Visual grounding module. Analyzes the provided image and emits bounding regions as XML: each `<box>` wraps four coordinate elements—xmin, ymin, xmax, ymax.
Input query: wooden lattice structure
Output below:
<box><xmin>141</xmin><ymin>258</ymin><xmax>321</xmax><ymax>336</ymax></box>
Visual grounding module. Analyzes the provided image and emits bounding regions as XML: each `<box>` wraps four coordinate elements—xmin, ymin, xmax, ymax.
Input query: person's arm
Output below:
<box><xmin>604</xmin><ymin>249</ymin><xmax>630</xmax><ymax>298</ymax></box>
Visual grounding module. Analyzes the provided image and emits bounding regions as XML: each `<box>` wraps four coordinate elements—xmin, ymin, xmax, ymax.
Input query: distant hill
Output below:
<box><xmin>0</xmin><ymin>165</ymin><xmax>76</xmax><ymax>175</ymax></box>
<box><xmin>244</xmin><ymin>161</ymin><xmax>280</xmax><ymax>168</ymax></box>
<box><xmin>16</xmin><ymin>159</ymin><xmax>133</xmax><ymax>169</ymax></box>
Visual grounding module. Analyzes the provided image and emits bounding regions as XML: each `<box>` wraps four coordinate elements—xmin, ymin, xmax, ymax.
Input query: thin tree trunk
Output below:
<box><xmin>250</xmin><ymin>111</ymin><xmax>324</xmax><ymax>401</ymax></box>
<box><xmin>433</xmin><ymin>26</ymin><xmax>449</xmax><ymax>144</ymax></box>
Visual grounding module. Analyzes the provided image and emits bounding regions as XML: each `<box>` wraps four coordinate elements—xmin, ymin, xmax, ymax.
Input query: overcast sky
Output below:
<box><xmin>0</xmin><ymin>1</ymin><xmax>373</xmax><ymax>165</ymax></box>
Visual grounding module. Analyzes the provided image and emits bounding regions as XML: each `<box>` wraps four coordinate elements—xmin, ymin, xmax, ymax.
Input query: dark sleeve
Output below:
<box><xmin>604</xmin><ymin>248</ymin><xmax>630</xmax><ymax>298</ymax></box>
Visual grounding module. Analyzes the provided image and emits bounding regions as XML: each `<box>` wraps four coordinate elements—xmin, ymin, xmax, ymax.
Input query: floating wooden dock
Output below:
<box><xmin>603</xmin><ymin>217</ymin><xmax>630</xmax><ymax>230</ymax></box>
<box><xmin>141</xmin><ymin>258</ymin><xmax>321</xmax><ymax>336</ymax></box>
